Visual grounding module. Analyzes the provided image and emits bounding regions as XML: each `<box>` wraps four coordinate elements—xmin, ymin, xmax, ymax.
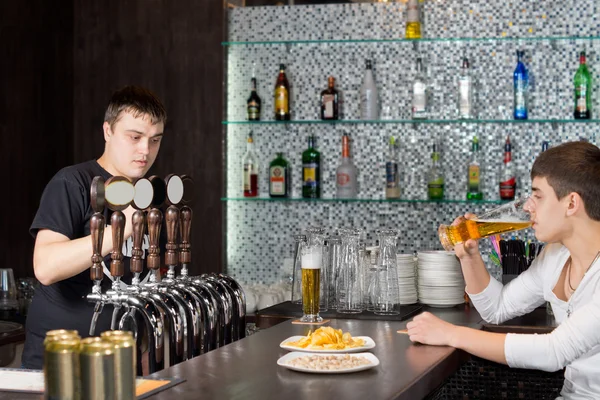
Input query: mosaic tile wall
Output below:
<box><xmin>225</xmin><ymin>1</ymin><xmax>600</xmax><ymax>284</ymax></box>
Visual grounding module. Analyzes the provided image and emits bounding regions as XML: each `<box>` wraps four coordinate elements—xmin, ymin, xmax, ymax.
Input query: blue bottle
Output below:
<box><xmin>513</xmin><ymin>50</ymin><xmax>529</xmax><ymax>120</ymax></box>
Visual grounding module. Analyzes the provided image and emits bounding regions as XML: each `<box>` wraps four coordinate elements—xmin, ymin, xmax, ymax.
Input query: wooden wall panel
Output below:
<box><xmin>0</xmin><ymin>0</ymin><xmax>74</xmax><ymax>279</ymax></box>
<box><xmin>73</xmin><ymin>0</ymin><xmax>225</xmax><ymax>275</ymax></box>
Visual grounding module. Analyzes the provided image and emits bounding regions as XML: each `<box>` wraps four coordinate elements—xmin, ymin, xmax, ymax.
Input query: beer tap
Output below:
<box><xmin>88</xmin><ymin>177</ymin><xmax>107</xmax><ymax>336</ymax></box>
<box><xmin>178</xmin><ymin>174</ymin><xmax>193</xmax><ymax>279</ymax></box>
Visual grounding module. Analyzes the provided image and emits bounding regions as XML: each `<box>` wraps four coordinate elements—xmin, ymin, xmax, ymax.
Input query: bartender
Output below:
<box><xmin>22</xmin><ymin>86</ymin><xmax>167</xmax><ymax>369</ymax></box>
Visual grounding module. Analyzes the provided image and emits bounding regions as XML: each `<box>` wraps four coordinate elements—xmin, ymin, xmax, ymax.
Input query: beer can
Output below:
<box><xmin>44</xmin><ymin>337</ymin><xmax>81</xmax><ymax>400</ymax></box>
<box><xmin>43</xmin><ymin>329</ymin><xmax>80</xmax><ymax>346</ymax></box>
<box><xmin>80</xmin><ymin>337</ymin><xmax>116</xmax><ymax>400</ymax></box>
<box><xmin>101</xmin><ymin>330</ymin><xmax>136</xmax><ymax>400</ymax></box>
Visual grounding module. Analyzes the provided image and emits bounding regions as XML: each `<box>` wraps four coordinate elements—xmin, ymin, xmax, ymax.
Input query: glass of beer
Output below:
<box><xmin>300</xmin><ymin>227</ymin><xmax>326</xmax><ymax>323</ymax></box>
<box><xmin>438</xmin><ymin>195</ymin><xmax>532</xmax><ymax>251</ymax></box>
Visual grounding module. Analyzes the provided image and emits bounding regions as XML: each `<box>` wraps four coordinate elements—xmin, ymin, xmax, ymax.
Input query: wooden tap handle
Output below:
<box><xmin>110</xmin><ymin>211</ymin><xmax>126</xmax><ymax>278</ymax></box>
<box><xmin>179</xmin><ymin>206</ymin><xmax>192</xmax><ymax>264</ymax></box>
<box><xmin>147</xmin><ymin>208</ymin><xmax>162</xmax><ymax>270</ymax></box>
<box><xmin>90</xmin><ymin>212</ymin><xmax>105</xmax><ymax>281</ymax></box>
<box><xmin>131</xmin><ymin>210</ymin><xmax>146</xmax><ymax>274</ymax></box>
<box><xmin>165</xmin><ymin>205</ymin><xmax>180</xmax><ymax>267</ymax></box>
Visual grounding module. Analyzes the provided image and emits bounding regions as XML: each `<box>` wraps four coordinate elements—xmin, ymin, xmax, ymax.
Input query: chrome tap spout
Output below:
<box><xmin>217</xmin><ymin>274</ymin><xmax>247</xmax><ymax>340</ymax></box>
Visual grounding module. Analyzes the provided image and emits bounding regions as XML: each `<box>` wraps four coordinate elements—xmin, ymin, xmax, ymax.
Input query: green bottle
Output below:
<box><xmin>269</xmin><ymin>152</ymin><xmax>290</xmax><ymax>198</ymax></box>
<box><xmin>302</xmin><ymin>135</ymin><xmax>321</xmax><ymax>198</ymax></box>
<box><xmin>427</xmin><ymin>143</ymin><xmax>444</xmax><ymax>200</ymax></box>
<box><xmin>574</xmin><ymin>51</ymin><xmax>592</xmax><ymax>119</ymax></box>
<box><xmin>467</xmin><ymin>136</ymin><xmax>483</xmax><ymax>200</ymax></box>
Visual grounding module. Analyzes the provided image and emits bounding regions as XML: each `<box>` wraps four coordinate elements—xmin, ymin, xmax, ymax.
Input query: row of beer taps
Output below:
<box><xmin>86</xmin><ymin>174</ymin><xmax>246</xmax><ymax>374</ymax></box>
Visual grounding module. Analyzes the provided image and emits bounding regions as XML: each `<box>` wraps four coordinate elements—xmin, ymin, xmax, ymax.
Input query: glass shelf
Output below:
<box><xmin>222</xmin><ymin>197</ymin><xmax>505</xmax><ymax>205</ymax></box>
<box><xmin>223</xmin><ymin>35</ymin><xmax>600</xmax><ymax>47</ymax></box>
<box><xmin>223</xmin><ymin>119</ymin><xmax>600</xmax><ymax>125</ymax></box>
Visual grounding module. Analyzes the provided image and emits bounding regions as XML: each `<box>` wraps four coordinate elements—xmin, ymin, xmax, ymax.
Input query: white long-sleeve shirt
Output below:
<box><xmin>468</xmin><ymin>243</ymin><xmax>600</xmax><ymax>400</ymax></box>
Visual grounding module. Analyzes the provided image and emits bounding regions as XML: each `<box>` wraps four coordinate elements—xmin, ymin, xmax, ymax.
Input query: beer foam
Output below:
<box><xmin>301</xmin><ymin>252</ymin><xmax>322</xmax><ymax>269</ymax></box>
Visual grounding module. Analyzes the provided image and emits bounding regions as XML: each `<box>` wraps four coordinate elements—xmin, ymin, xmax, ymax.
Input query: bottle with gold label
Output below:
<box><xmin>274</xmin><ymin>64</ymin><xmax>290</xmax><ymax>121</ymax></box>
<box><xmin>269</xmin><ymin>152</ymin><xmax>290</xmax><ymax>198</ymax></box>
<box><xmin>467</xmin><ymin>136</ymin><xmax>483</xmax><ymax>200</ymax></box>
<box><xmin>247</xmin><ymin>77</ymin><xmax>261</xmax><ymax>121</ymax></box>
<box><xmin>405</xmin><ymin>0</ymin><xmax>421</xmax><ymax>39</ymax></box>
<box><xmin>302</xmin><ymin>135</ymin><xmax>321</xmax><ymax>198</ymax></box>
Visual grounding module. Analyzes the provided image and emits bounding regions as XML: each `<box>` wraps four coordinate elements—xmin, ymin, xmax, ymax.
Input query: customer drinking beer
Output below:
<box><xmin>407</xmin><ymin>141</ymin><xmax>600</xmax><ymax>399</ymax></box>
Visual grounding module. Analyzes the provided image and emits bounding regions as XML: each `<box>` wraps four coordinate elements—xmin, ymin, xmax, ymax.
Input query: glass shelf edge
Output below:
<box><xmin>223</xmin><ymin>119</ymin><xmax>600</xmax><ymax>125</ymax></box>
<box><xmin>221</xmin><ymin>197</ymin><xmax>506</xmax><ymax>204</ymax></box>
<box><xmin>222</xmin><ymin>35</ymin><xmax>600</xmax><ymax>47</ymax></box>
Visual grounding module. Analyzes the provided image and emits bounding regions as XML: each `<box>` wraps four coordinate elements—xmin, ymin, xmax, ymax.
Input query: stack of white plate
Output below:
<box><xmin>417</xmin><ymin>251</ymin><xmax>465</xmax><ymax>308</ymax></box>
<box><xmin>396</xmin><ymin>253</ymin><xmax>418</xmax><ymax>305</ymax></box>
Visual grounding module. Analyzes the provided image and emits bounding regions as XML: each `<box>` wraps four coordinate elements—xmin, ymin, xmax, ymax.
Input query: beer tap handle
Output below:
<box><xmin>179</xmin><ymin>206</ymin><xmax>192</xmax><ymax>265</ymax></box>
<box><xmin>110</xmin><ymin>211</ymin><xmax>126</xmax><ymax>280</ymax></box>
<box><xmin>90</xmin><ymin>213</ymin><xmax>105</xmax><ymax>282</ymax></box>
<box><xmin>147</xmin><ymin>208</ymin><xmax>163</xmax><ymax>272</ymax></box>
<box><xmin>165</xmin><ymin>206</ymin><xmax>180</xmax><ymax>271</ymax></box>
<box><xmin>131</xmin><ymin>210</ymin><xmax>146</xmax><ymax>276</ymax></box>
<box><xmin>179</xmin><ymin>206</ymin><xmax>192</xmax><ymax>278</ymax></box>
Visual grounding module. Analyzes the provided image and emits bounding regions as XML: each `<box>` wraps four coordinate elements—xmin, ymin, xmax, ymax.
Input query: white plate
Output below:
<box><xmin>280</xmin><ymin>335</ymin><xmax>376</xmax><ymax>353</ymax></box>
<box><xmin>277</xmin><ymin>352</ymin><xmax>380</xmax><ymax>374</ymax></box>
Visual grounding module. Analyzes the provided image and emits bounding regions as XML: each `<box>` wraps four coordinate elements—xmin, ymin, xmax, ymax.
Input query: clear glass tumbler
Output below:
<box><xmin>374</xmin><ymin>229</ymin><xmax>400</xmax><ymax>316</ymax></box>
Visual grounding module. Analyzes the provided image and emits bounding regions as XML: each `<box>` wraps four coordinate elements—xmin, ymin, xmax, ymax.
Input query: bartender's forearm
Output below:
<box><xmin>33</xmin><ymin>227</ymin><xmax>119</xmax><ymax>285</ymax></box>
<box><xmin>459</xmin><ymin>252</ymin><xmax>491</xmax><ymax>294</ymax></box>
<box><xmin>451</xmin><ymin>326</ymin><xmax>508</xmax><ymax>365</ymax></box>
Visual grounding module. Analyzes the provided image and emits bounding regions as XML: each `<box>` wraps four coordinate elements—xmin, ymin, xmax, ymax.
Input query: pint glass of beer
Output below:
<box><xmin>438</xmin><ymin>195</ymin><xmax>532</xmax><ymax>251</ymax></box>
<box><xmin>300</xmin><ymin>227</ymin><xmax>326</xmax><ymax>323</ymax></box>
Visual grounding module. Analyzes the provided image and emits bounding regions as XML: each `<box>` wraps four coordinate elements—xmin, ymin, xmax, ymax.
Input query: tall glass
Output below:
<box><xmin>374</xmin><ymin>229</ymin><xmax>400</xmax><ymax>316</ymax></box>
<box><xmin>300</xmin><ymin>227</ymin><xmax>326</xmax><ymax>323</ymax></box>
<box><xmin>336</xmin><ymin>228</ymin><xmax>363</xmax><ymax>314</ymax></box>
<box><xmin>438</xmin><ymin>195</ymin><xmax>532</xmax><ymax>251</ymax></box>
<box><xmin>291</xmin><ymin>235</ymin><xmax>306</xmax><ymax>304</ymax></box>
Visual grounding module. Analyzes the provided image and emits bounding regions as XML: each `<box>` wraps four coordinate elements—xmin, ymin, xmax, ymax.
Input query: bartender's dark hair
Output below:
<box><xmin>531</xmin><ymin>141</ymin><xmax>600</xmax><ymax>220</ymax></box>
<box><xmin>104</xmin><ymin>85</ymin><xmax>167</xmax><ymax>128</ymax></box>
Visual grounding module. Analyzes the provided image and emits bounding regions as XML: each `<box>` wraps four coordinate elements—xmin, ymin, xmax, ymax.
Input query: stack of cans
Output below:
<box><xmin>43</xmin><ymin>329</ymin><xmax>136</xmax><ymax>400</ymax></box>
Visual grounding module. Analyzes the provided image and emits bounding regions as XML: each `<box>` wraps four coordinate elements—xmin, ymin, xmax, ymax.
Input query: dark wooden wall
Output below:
<box><xmin>1</xmin><ymin>0</ymin><xmax>74</xmax><ymax>279</ymax></box>
<box><xmin>2</xmin><ymin>0</ymin><xmax>224</xmax><ymax>278</ymax></box>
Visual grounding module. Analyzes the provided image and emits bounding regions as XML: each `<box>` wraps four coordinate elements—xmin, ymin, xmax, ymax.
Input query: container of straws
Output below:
<box><xmin>488</xmin><ymin>235</ymin><xmax>544</xmax><ymax>285</ymax></box>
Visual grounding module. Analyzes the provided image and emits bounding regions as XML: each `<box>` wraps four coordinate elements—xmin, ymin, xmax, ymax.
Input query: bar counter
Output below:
<box><xmin>0</xmin><ymin>305</ymin><xmax>557</xmax><ymax>400</ymax></box>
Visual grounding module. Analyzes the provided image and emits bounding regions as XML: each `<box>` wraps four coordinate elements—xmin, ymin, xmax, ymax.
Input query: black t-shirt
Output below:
<box><xmin>23</xmin><ymin>160</ymin><xmax>150</xmax><ymax>369</ymax></box>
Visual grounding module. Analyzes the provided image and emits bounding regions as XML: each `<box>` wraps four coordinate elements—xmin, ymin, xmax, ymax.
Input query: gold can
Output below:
<box><xmin>43</xmin><ymin>330</ymin><xmax>80</xmax><ymax>346</ymax></box>
<box><xmin>101</xmin><ymin>330</ymin><xmax>137</xmax><ymax>400</ymax></box>
<box><xmin>44</xmin><ymin>337</ymin><xmax>81</xmax><ymax>400</ymax></box>
<box><xmin>80</xmin><ymin>337</ymin><xmax>116</xmax><ymax>400</ymax></box>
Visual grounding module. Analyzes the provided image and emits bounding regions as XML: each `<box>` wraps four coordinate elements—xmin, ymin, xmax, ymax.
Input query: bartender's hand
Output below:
<box><xmin>453</xmin><ymin>213</ymin><xmax>480</xmax><ymax>260</ymax></box>
<box><xmin>406</xmin><ymin>312</ymin><xmax>459</xmax><ymax>347</ymax></box>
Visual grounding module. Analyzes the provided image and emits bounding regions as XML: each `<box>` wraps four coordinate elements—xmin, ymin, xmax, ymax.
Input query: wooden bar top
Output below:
<box><xmin>0</xmin><ymin>304</ymin><xmax>557</xmax><ymax>400</ymax></box>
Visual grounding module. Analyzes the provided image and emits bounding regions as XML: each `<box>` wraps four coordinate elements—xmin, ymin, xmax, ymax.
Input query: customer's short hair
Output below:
<box><xmin>104</xmin><ymin>86</ymin><xmax>167</xmax><ymax>128</ymax></box>
<box><xmin>531</xmin><ymin>141</ymin><xmax>600</xmax><ymax>220</ymax></box>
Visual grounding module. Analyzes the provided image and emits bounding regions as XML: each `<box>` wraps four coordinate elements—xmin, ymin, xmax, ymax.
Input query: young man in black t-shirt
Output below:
<box><xmin>23</xmin><ymin>86</ymin><xmax>167</xmax><ymax>369</ymax></box>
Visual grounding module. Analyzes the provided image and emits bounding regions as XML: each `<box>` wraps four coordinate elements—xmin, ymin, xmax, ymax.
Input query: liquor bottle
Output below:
<box><xmin>467</xmin><ymin>136</ymin><xmax>483</xmax><ymax>200</ymax></box>
<box><xmin>385</xmin><ymin>136</ymin><xmax>400</xmax><ymax>199</ymax></box>
<box><xmin>302</xmin><ymin>135</ymin><xmax>321</xmax><ymax>199</ymax></box>
<box><xmin>274</xmin><ymin>64</ymin><xmax>290</xmax><ymax>121</ymax></box>
<box><xmin>360</xmin><ymin>59</ymin><xmax>379</xmax><ymax>120</ymax></box>
<box><xmin>242</xmin><ymin>132</ymin><xmax>258</xmax><ymax>197</ymax></box>
<box><xmin>405</xmin><ymin>0</ymin><xmax>421</xmax><ymax>39</ymax></box>
<box><xmin>499</xmin><ymin>135</ymin><xmax>516</xmax><ymax>201</ymax></box>
<box><xmin>427</xmin><ymin>143</ymin><xmax>444</xmax><ymax>200</ymax></box>
<box><xmin>513</xmin><ymin>50</ymin><xmax>529</xmax><ymax>120</ymax></box>
<box><xmin>458</xmin><ymin>57</ymin><xmax>474</xmax><ymax>119</ymax></box>
<box><xmin>247</xmin><ymin>77</ymin><xmax>261</xmax><ymax>121</ymax></box>
<box><xmin>574</xmin><ymin>51</ymin><xmax>592</xmax><ymax>119</ymax></box>
<box><xmin>336</xmin><ymin>134</ymin><xmax>358</xmax><ymax>199</ymax></box>
<box><xmin>321</xmin><ymin>76</ymin><xmax>339</xmax><ymax>120</ymax></box>
<box><xmin>541</xmin><ymin>141</ymin><xmax>550</xmax><ymax>152</ymax></box>
<box><xmin>269</xmin><ymin>152</ymin><xmax>290</xmax><ymax>198</ymax></box>
<box><xmin>412</xmin><ymin>57</ymin><xmax>427</xmax><ymax>119</ymax></box>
